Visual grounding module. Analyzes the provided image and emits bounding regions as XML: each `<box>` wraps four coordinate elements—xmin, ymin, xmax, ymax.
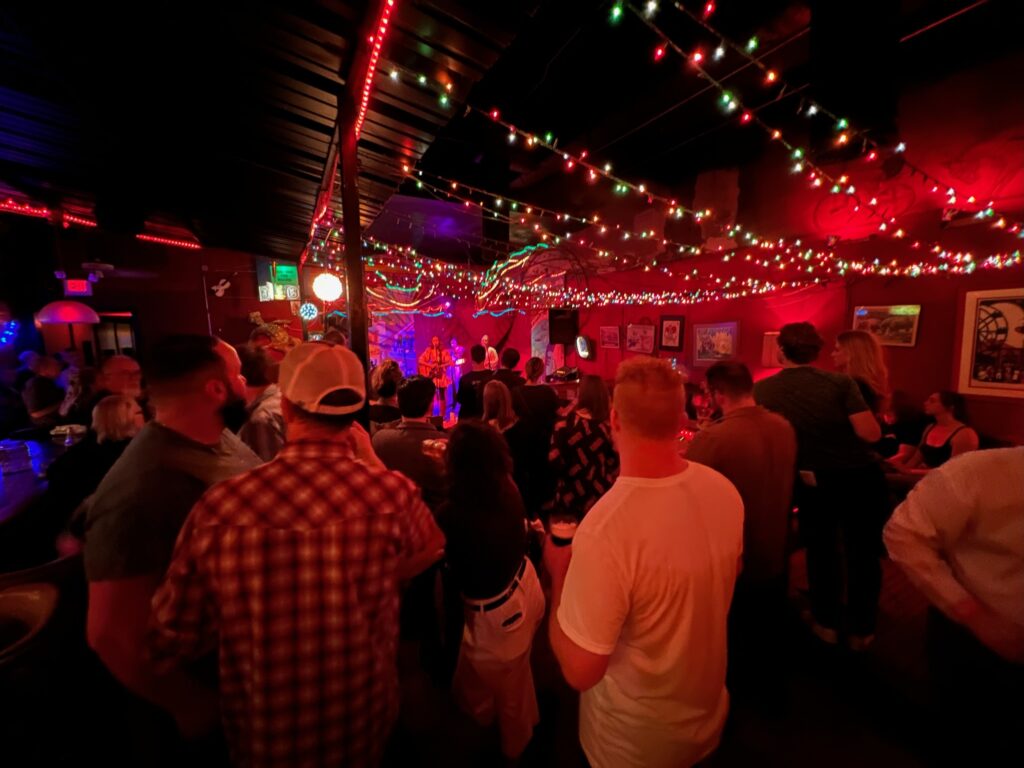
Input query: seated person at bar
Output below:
<box><xmin>151</xmin><ymin>342</ymin><xmax>445</xmax><ymax>767</ymax></box>
<box><xmin>878</xmin><ymin>389</ymin><xmax>930</xmax><ymax>460</ymax></box>
<box><xmin>440</xmin><ymin>421</ymin><xmax>544</xmax><ymax>762</ymax></box>
<box><xmin>684</xmin><ymin>361</ymin><xmax>796</xmax><ymax>694</ymax></box>
<box><xmin>456</xmin><ymin>344</ymin><xmax>493</xmax><ymax>420</ymax></box>
<box><xmin>83</xmin><ymin>336</ymin><xmax>260</xmax><ymax>745</ymax></box>
<box><xmin>372</xmin><ymin>375</ymin><xmax>448</xmax><ymax>511</ymax></box>
<box><xmin>888</xmin><ymin>390</ymin><xmax>979</xmax><ymax>473</ymax></box>
<box><xmin>22</xmin><ymin>354</ymin><xmax>65</xmax><ymax>427</ymax></box>
<box><xmin>884</xmin><ymin>446</ymin><xmax>1024</xmax><ymax>763</ymax></box>
<box><xmin>545</xmin><ymin>357</ymin><xmax>743</xmax><ymax>768</ymax></box>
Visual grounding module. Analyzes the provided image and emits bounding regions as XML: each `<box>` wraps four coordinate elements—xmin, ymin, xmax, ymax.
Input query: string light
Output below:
<box><xmin>609</xmin><ymin>2</ymin><xmax>624</xmax><ymax>24</ymax></box>
<box><xmin>136</xmin><ymin>233</ymin><xmax>201</xmax><ymax>250</ymax></box>
<box><xmin>354</xmin><ymin>0</ymin><xmax>396</xmax><ymax>138</ymax></box>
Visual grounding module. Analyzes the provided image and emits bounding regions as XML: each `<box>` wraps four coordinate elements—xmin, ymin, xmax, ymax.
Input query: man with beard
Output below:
<box><xmin>83</xmin><ymin>335</ymin><xmax>260</xmax><ymax>757</ymax></box>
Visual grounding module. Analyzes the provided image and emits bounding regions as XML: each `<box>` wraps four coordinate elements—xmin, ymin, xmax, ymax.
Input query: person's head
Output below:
<box><xmin>833</xmin><ymin>330</ymin><xmax>888</xmax><ymax>396</ymax></box>
<box><xmin>371</xmin><ymin>359</ymin><xmax>402</xmax><ymax>402</ymax></box>
<box><xmin>924</xmin><ymin>390</ymin><xmax>968</xmax><ymax>422</ymax></box>
<box><xmin>398</xmin><ymin>376</ymin><xmax>436</xmax><ymax>419</ymax></box>
<box><xmin>575</xmin><ymin>374</ymin><xmax>611</xmax><ymax>423</ymax></box>
<box><xmin>143</xmin><ymin>335</ymin><xmax>248</xmax><ymax>432</ymax></box>
<box><xmin>35</xmin><ymin>356</ymin><xmax>62</xmax><ymax>379</ymax></box>
<box><xmin>524</xmin><ymin>357</ymin><xmax>545</xmax><ymax>383</ymax></box>
<box><xmin>481</xmin><ymin>334</ymin><xmax>490</xmax><ymax>348</ymax></box>
<box><xmin>500</xmin><ymin>347</ymin><xmax>521</xmax><ymax>371</ymax></box>
<box><xmin>322</xmin><ymin>329</ymin><xmax>347</xmax><ymax>346</ymax></box>
<box><xmin>469</xmin><ymin>344</ymin><xmax>486</xmax><ymax>368</ymax></box>
<box><xmin>777</xmin><ymin>322</ymin><xmax>824</xmax><ymax>365</ymax></box>
<box><xmin>611</xmin><ymin>358</ymin><xmax>685</xmax><ymax>445</ymax></box>
<box><xmin>237</xmin><ymin>344</ymin><xmax>274</xmax><ymax>398</ymax></box>
<box><xmin>249</xmin><ymin>328</ymin><xmax>274</xmax><ymax>348</ymax></box>
<box><xmin>92</xmin><ymin>395</ymin><xmax>144</xmax><ymax>444</ymax></box>
<box><xmin>278</xmin><ymin>342</ymin><xmax>366</xmax><ymax>438</ymax></box>
<box><xmin>430</xmin><ymin>335</ymin><xmax>441</xmax><ymax>349</ymax></box>
<box><xmin>98</xmin><ymin>355</ymin><xmax>142</xmax><ymax>398</ymax></box>
<box><xmin>450</xmin><ymin>337</ymin><xmax>459</xmax><ymax>348</ymax></box>
<box><xmin>705</xmin><ymin>361</ymin><xmax>754</xmax><ymax>412</ymax></box>
<box><xmin>483</xmin><ymin>380</ymin><xmax>516</xmax><ymax>429</ymax></box>
<box><xmin>445</xmin><ymin>420</ymin><xmax>514</xmax><ymax>506</ymax></box>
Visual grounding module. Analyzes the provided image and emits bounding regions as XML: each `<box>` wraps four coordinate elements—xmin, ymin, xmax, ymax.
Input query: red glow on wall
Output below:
<box><xmin>135</xmin><ymin>233</ymin><xmax>202</xmax><ymax>250</ymax></box>
<box><xmin>354</xmin><ymin>0</ymin><xmax>397</xmax><ymax>139</ymax></box>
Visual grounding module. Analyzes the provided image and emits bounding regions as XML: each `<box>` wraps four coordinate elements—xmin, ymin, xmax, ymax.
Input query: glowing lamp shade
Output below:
<box><xmin>36</xmin><ymin>301</ymin><xmax>101</xmax><ymax>325</ymax></box>
<box><xmin>312</xmin><ymin>273</ymin><xmax>343</xmax><ymax>303</ymax></box>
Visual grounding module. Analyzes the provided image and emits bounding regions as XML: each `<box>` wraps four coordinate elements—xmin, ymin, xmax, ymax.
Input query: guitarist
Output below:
<box><xmin>418</xmin><ymin>336</ymin><xmax>452</xmax><ymax>417</ymax></box>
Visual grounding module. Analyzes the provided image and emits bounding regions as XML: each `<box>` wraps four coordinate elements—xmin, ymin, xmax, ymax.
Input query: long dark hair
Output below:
<box><xmin>576</xmin><ymin>374</ymin><xmax>610</xmax><ymax>423</ymax></box>
<box><xmin>445</xmin><ymin>421</ymin><xmax>516</xmax><ymax>509</ymax></box>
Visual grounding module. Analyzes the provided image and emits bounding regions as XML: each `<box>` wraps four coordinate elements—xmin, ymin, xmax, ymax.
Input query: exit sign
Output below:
<box><xmin>64</xmin><ymin>279</ymin><xmax>93</xmax><ymax>296</ymax></box>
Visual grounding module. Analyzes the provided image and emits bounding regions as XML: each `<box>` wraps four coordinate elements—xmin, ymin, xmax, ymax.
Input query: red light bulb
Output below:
<box><xmin>703</xmin><ymin>1</ymin><xmax>715</xmax><ymax>17</ymax></box>
<box><xmin>490</xmin><ymin>109</ymin><xmax>500</xmax><ymax>120</ymax></box>
<box><xmin>765</xmin><ymin>70</ymin><xmax>777</xmax><ymax>84</ymax></box>
<box><xmin>740</xmin><ymin>111</ymin><xmax>753</xmax><ymax>124</ymax></box>
<box><xmin>692</xmin><ymin>49</ymin><xmax>704</xmax><ymax>64</ymax></box>
<box><xmin>654</xmin><ymin>45</ymin><xmax>666</xmax><ymax>61</ymax></box>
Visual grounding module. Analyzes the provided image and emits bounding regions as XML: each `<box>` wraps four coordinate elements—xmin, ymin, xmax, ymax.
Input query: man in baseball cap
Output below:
<box><xmin>151</xmin><ymin>342</ymin><xmax>445</xmax><ymax>766</ymax></box>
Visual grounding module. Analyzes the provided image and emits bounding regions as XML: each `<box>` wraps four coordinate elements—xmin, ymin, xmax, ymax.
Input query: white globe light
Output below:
<box><xmin>312</xmin><ymin>272</ymin><xmax>343</xmax><ymax>302</ymax></box>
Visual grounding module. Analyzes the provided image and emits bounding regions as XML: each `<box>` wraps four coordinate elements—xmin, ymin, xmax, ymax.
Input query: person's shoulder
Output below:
<box><xmin>684</xmin><ymin>461</ymin><xmax>743</xmax><ymax>501</ymax></box>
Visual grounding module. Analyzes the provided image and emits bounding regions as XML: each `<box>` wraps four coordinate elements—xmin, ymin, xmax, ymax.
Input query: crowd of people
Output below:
<box><xmin>1</xmin><ymin>320</ymin><xmax>1021</xmax><ymax>767</ymax></box>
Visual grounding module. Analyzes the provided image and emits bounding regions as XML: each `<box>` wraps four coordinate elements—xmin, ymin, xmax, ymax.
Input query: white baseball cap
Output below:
<box><xmin>278</xmin><ymin>342</ymin><xmax>366</xmax><ymax>416</ymax></box>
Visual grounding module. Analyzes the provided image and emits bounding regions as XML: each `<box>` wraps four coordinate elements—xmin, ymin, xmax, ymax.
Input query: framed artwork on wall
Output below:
<box><xmin>852</xmin><ymin>304</ymin><xmax>921</xmax><ymax>346</ymax></box>
<box><xmin>761</xmin><ymin>331</ymin><xmax>786</xmax><ymax>368</ymax></box>
<box><xmin>599</xmin><ymin>326</ymin><xmax>621</xmax><ymax>349</ymax></box>
<box><xmin>693</xmin><ymin>322</ymin><xmax>739</xmax><ymax>366</ymax></box>
<box><xmin>957</xmin><ymin>289</ymin><xmax>1024</xmax><ymax>398</ymax></box>
<box><xmin>659</xmin><ymin>315</ymin><xmax>685</xmax><ymax>351</ymax></box>
<box><xmin>625</xmin><ymin>323</ymin><xmax>656</xmax><ymax>354</ymax></box>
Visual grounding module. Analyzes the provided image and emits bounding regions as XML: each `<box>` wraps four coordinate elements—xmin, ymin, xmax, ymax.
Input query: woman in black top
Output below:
<box><xmin>832</xmin><ymin>330</ymin><xmax>889</xmax><ymax>416</ymax></box>
<box><xmin>439</xmin><ymin>422</ymin><xmax>545</xmax><ymax>760</ymax></box>
<box><xmin>890</xmin><ymin>391</ymin><xmax>979</xmax><ymax>472</ymax></box>
<box><xmin>517</xmin><ymin>357</ymin><xmax>561</xmax><ymax>514</ymax></box>
<box><xmin>483</xmin><ymin>380</ymin><xmax>535</xmax><ymax>515</ymax></box>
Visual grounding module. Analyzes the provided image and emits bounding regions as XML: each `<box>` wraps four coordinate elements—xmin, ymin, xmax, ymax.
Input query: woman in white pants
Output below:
<box><xmin>439</xmin><ymin>421</ymin><xmax>545</xmax><ymax>760</ymax></box>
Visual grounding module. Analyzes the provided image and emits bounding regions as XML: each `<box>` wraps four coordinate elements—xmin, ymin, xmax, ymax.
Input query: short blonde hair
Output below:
<box><xmin>483</xmin><ymin>380</ymin><xmax>516</xmax><ymax>430</ymax></box>
<box><xmin>91</xmin><ymin>395</ymin><xmax>140</xmax><ymax>443</ymax></box>
<box><xmin>613</xmin><ymin>357</ymin><xmax>685</xmax><ymax>439</ymax></box>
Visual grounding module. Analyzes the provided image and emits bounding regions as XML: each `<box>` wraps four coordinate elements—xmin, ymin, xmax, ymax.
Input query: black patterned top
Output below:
<box><xmin>548</xmin><ymin>411</ymin><xmax>619</xmax><ymax>520</ymax></box>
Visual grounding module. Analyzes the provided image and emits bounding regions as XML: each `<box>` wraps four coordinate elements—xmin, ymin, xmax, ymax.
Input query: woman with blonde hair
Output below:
<box><xmin>832</xmin><ymin>329</ymin><xmax>889</xmax><ymax>414</ymax></box>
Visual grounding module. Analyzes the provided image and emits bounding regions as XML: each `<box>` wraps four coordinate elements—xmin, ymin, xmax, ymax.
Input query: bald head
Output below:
<box><xmin>612</xmin><ymin>357</ymin><xmax>686</xmax><ymax>441</ymax></box>
<box><xmin>99</xmin><ymin>355</ymin><xmax>142</xmax><ymax>398</ymax></box>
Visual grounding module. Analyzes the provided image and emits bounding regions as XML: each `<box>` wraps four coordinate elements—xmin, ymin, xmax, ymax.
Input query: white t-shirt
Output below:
<box><xmin>557</xmin><ymin>463</ymin><xmax>744</xmax><ymax>768</ymax></box>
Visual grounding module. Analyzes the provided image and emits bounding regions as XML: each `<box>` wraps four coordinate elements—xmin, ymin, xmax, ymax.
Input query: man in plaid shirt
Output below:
<box><xmin>150</xmin><ymin>342</ymin><xmax>445</xmax><ymax>766</ymax></box>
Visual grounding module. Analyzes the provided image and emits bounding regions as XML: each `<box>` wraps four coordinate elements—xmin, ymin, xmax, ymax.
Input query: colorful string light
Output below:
<box><xmin>355</xmin><ymin>0</ymin><xmax>397</xmax><ymax>139</ymax></box>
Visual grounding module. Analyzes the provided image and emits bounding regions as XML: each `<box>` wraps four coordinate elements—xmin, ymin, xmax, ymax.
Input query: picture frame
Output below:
<box><xmin>599</xmin><ymin>325</ymin><xmax>621</xmax><ymax>349</ymax></box>
<box><xmin>852</xmin><ymin>305</ymin><xmax>921</xmax><ymax>347</ymax></box>
<box><xmin>761</xmin><ymin>331</ymin><xmax>786</xmax><ymax>368</ymax></box>
<box><xmin>625</xmin><ymin>323</ymin><xmax>656</xmax><ymax>354</ymax></box>
<box><xmin>693</xmin><ymin>322</ymin><xmax>739</xmax><ymax>366</ymax></box>
<box><xmin>659</xmin><ymin>315</ymin><xmax>685</xmax><ymax>352</ymax></box>
<box><xmin>957</xmin><ymin>289</ymin><xmax>1024</xmax><ymax>398</ymax></box>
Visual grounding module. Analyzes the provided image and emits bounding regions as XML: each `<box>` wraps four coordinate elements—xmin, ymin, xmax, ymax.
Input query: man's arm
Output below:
<box><xmin>849</xmin><ymin>411</ymin><xmax>882</xmax><ymax>443</ymax></box>
<box><xmin>89</xmin><ymin>576</ymin><xmax>218</xmax><ymax>738</ymax></box>
<box><xmin>542</xmin><ymin>537</ymin><xmax>616</xmax><ymax>692</ymax></box>
<box><xmin>398</xmin><ymin>487</ymin><xmax>446</xmax><ymax>581</ymax></box>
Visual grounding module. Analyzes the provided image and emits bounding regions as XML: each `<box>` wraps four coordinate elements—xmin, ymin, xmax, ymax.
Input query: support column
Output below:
<box><xmin>339</xmin><ymin>126</ymin><xmax>368</xmax><ymax>373</ymax></box>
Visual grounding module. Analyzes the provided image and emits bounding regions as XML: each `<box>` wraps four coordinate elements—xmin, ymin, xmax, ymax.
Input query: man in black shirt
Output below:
<box><xmin>455</xmin><ymin>344</ymin><xmax>492</xmax><ymax>420</ymax></box>
<box><xmin>493</xmin><ymin>348</ymin><xmax>526</xmax><ymax>392</ymax></box>
<box><xmin>755</xmin><ymin>322</ymin><xmax>884</xmax><ymax>650</ymax></box>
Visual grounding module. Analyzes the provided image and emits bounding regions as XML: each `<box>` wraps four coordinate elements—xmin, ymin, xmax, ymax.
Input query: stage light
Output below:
<box><xmin>313</xmin><ymin>273</ymin><xmax>343</xmax><ymax>302</ymax></box>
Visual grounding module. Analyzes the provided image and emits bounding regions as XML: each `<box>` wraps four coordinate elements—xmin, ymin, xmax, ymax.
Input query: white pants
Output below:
<box><xmin>454</xmin><ymin>559</ymin><xmax>546</xmax><ymax>759</ymax></box>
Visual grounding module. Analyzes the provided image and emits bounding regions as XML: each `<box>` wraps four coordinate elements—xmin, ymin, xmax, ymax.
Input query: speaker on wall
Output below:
<box><xmin>548</xmin><ymin>308</ymin><xmax>579</xmax><ymax>345</ymax></box>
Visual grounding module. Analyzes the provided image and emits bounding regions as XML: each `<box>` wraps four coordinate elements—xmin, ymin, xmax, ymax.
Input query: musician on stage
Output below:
<box><xmin>448</xmin><ymin>337</ymin><xmax>466</xmax><ymax>414</ymax></box>
<box><xmin>419</xmin><ymin>336</ymin><xmax>452</xmax><ymax>416</ymax></box>
<box><xmin>481</xmin><ymin>334</ymin><xmax>499</xmax><ymax>372</ymax></box>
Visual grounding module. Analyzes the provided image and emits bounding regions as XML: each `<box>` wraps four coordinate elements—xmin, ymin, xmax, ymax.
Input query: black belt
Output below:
<box><xmin>466</xmin><ymin>558</ymin><xmax>528</xmax><ymax>613</ymax></box>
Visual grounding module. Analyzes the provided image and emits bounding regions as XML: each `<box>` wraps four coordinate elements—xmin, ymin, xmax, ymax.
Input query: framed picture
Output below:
<box><xmin>693</xmin><ymin>322</ymin><xmax>739</xmax><ymax>366</ymax></box>
<box><xmin>852</xmin><ymin>305</ymin><xmax>921</xmax><ymax>347</ymax></box>
<box><xmin>659</xmin><ymin>315</ymin><xmax>685</xmax><ymax>351</ymax></box>
<box><xmin>599</xmin><ymin>326</ymin><xmax>621</xmax><ymax>349</ymax></box>
<box><xmin>761</xmin><ymin>331</ymin><xmax>786</xmax><ymax>368</ymax></box>
<box><xmin>625</xmin><ymin>323</ymin><xmax>656</xmax><ymax>354</ymax></box>
<box><xmin>957</xmin><ymin>289</ymin><xmax>1024</xmax><ymax>398</ymax></box>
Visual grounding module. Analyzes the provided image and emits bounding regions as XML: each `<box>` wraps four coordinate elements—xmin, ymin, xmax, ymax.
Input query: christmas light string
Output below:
<box><xmin>662</xmin><ymin>1</ymin><xmax>1023</xmax><ymax>237</ymax></box>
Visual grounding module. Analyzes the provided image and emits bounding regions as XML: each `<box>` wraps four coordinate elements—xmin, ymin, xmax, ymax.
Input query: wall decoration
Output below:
<box><xmin>761</xmin><ymin>331</ymin><xmax>786</xmax><ymax>368</ymax></box>
<box><xmin>957</xmin><ymin>289</ymin><xmax>1024</xmax><ymax>398</ymax></box>
<box><xmin>852</xmin><ymin>305</ymin><xmax>921</xmax><ymax>347</ymax></box>
<box><xmin>694</xmin><ymin>322</ymin><xmax>739</xmax><ymax>366</ymax></box>
<box><xmin>659</xmin><ymin>315</ymin><xmax>685</xmax><ymax>351</ymax></box>
<box><xmin>599</xmin><ymin>325</ymin><xmax>621</xmax><ymax>349</ymax></box>
<box><xmin>626</xmin><ymin>323</ymin><xmax>656</xmax><ymax>354</ymax></box>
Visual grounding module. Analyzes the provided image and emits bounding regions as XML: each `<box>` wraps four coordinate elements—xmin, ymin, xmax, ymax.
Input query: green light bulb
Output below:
<box><xmin>544</xmin><ymin>132</ymin><xmax>554</xmax><ymax>143</ymax></box>
<box><xmin>746</xmin><ymin>36</ymin><xmax>759</xmax><ymax>52</ymax></box>
<box><xmin>610</xmin><ymin>3</ymin><xmax>624</xmax><ymax>24</ymax></box>
<box><xmin>792</xmin><ymin>148</ymin><xmax>804</xmax><ymax>159</ymax></box>
<box><xmin>836</xmin><ymin>118</ymin><xmax>849</xmax><ymax>130</ymax></box>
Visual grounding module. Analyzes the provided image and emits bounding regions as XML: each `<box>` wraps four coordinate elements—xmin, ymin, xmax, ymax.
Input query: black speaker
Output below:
<box><xmin>548</xmin><ymin>308</ymin><xmax>579</xmax><ymax>345</ymax></box>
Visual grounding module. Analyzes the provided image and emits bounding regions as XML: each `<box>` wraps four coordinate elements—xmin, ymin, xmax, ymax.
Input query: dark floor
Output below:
<box><xmin>0</xmin><ymin>557</ymin><xmax>975</xmax><ymax>767</ymax></box>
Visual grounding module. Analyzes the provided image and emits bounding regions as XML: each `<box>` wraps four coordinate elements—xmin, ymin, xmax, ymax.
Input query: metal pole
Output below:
<box><xmin>339</xmin><ymin>127</ymin><xmax>368</xmax><ymax>374</ymax></box>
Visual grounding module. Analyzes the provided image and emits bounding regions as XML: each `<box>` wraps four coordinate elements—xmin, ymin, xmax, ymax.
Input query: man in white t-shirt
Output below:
<box><xmin>544</xmin><ymin>357</ymin><xmax>744</xmax><ymax>768</ymax></box>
